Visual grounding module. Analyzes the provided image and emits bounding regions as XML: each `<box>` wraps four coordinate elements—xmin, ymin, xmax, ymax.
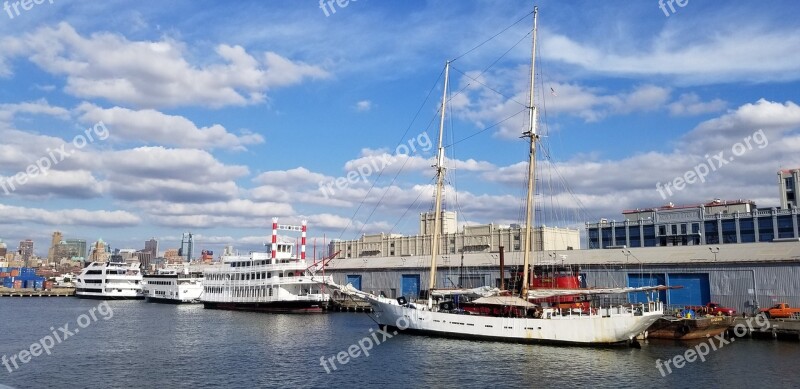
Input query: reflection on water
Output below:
<box><xmin>1</xmin><ymin>299</ymin><xmax>798</xmax><ymax>388</ymax></box>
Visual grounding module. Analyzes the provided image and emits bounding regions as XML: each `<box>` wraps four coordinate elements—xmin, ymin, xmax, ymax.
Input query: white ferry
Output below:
<box><xmin>143</xmin><ymin>264</ymin><xmax>204</xmax><ymax>304</ymax></box>
<box><xmin>202</xmin><ymin>219</ymin><xmax>332</xmax><ymax>313</ymax></box>
<box><xmin>75</xmin><ymin>261</ymin><xmax>144</xmax><ymax>299</ymax></box>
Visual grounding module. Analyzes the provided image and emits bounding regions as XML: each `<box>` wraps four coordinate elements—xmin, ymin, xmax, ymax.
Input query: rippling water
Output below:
<box><xmin>1</xmin><ymin>299</ymin><xmax>798</xmax><ymax>388</ymax></box>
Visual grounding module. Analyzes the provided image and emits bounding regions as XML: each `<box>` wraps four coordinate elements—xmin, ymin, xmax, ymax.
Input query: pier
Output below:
<box><xmin>727</xmin><ymin>317</ymin><xmax>800</xmax><ymax>341</ymax></box>
<box><xmin>0</xmin><ymin>287</ymin><xmax>75</xmax><ymax>297</ymax></box>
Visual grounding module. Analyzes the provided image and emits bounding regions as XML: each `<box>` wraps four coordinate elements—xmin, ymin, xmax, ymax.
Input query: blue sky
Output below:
<box><xmin>1</xmin><ymin>0</ymin><xmax>799</xmax><ymax>256</ymax></box>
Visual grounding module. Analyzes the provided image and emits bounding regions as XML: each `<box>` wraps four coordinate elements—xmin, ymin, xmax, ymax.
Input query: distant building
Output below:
<box><xmin>331</xmin><ymin>212</ymin><xmax>580</xmax><ymax>259</ymax></box>
<box><xmin>18</xmin><ymin>239</ymin><xmax>33</xmax><ymax>265</ymax></box>
<box><xmin>164</xmin><ymin>248</ymin><xmax>180</xmax><ymax>263</ymax></box>
<box><xmin>0</xmin><ymin>239</ymin><xmax>7</xmax><ymax>258</ymax></box>
<box><xmin>586</xmin><ymin>198</ymin><xmax>800</xmax><ymax>249</ymax></box>
<box><xmin>48</xmin><ymin>231</ymin><xmax>63</xmax><ymax>261</ymax></box>
<box><xmin>144</xmin><ymin>238</ymin><xmax>158</xmax><ymax>259</ymax></box>
<box><xmin>778</xmin><ymin>168</ymin><xmax>800</xmax><ymax>209</ymax></box>
<box><xmin>89</xmin><ymin>239</ymin><xmax>109</xmax><ymax>262</ymax></box>
<box><xmin>136</xmin><ymin>251</ymin><xmax>153</xmax><ymax>269</ymax></box>
<box><xmin>64</xmin><ymin>239</ymin><xmax>87</xmax><ymax>260</ymax></box>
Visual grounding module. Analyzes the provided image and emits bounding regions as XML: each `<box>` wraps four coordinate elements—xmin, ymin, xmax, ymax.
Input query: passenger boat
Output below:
<box><xmin>202</xmin><ymin>219</ymin><xmax>332</xmax><ymax>313</ymax></box>
<box><xmin>143</xmin><ymin>264</ymin><xmax>204</xmax><ymax>304</ymax></box>
<box><xmin>75</xmin><ymin>261</ymin><xmax>144</xmax><ymax>299</ymax></box>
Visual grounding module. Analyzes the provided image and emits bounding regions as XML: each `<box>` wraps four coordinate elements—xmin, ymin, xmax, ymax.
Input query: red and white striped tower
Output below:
<box><xmin>271</xmin><ymin>217</ymin><xmax>278</xmax><ymax>259</ymax></box>
<box><xmin>301</xmin><ymin>220</ymin><xmax>307</xmax><ymax>260</ymax></box>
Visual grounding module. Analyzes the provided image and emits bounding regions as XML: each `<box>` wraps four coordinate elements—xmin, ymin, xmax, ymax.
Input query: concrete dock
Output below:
<box><xmin>727</xmin><ymin>317</ymin><xmax>800</xmax><ymax>341</ymax></box>
<box><xmin>0</xmin><ymin>287</ymin><xmax>75</xmax><ymax>297</ymax></box>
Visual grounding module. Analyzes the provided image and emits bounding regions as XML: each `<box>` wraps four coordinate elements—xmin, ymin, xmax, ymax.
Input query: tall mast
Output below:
<box><xmin>428</xmin><ymin>61</ymin><xmax>450</xmax><ymax>302</ymax></box>
<box><xmin>521</xmin><ymin>6</ymin><xmax>539</xmax><ymax>299</ymax></box>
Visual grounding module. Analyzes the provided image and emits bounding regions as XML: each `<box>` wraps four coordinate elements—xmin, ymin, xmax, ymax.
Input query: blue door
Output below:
<box><xmin>346</xmin><ymin>275</ymin><xmax>362</xmax><ymax>290</ymax></box>
<box><xmin>401</xmin><ymin>274</ymin><xmax>420</xmax><ymax>301</ymax></box>
<box><xmin>667</xmin><ymin>273</ymin><xmax>710</xmax><ymax>306</ymax></box>
<box><xmin>628</xmin><ymin>273</ymin><xmax>666</xmax><ymax>304</ymax></box>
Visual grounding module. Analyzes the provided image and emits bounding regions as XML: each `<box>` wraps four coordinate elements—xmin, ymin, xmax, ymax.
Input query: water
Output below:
<box><xmin>0</xmin><ymin>299</ymin><xmax>797</xmax><ymax>388</ymax></box>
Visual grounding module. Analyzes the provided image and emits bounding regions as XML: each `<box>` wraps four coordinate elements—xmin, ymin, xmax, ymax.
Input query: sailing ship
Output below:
<box><xmin>320</xmin><ymin>6</ymin><xmax>665</xmax><ymax>345</ymax></box>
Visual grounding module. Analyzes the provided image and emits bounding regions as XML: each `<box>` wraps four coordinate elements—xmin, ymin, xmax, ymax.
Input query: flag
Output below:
<box><xmin>550</xmin><ymin>87</ymin><xmax>557</xmax><ymax>97</ymax></box>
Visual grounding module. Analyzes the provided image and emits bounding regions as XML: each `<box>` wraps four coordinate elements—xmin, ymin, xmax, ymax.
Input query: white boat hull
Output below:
<box><xmin>366</xmin><ymin>296</ymin><xmax>662</xmax><ymax>345</ymax></box>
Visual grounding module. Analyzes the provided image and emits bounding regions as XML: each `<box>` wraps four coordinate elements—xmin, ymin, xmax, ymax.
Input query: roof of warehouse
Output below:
<box><xmin>322</xmin><ymin>242</ymin><xmax>800</xmax><ymax>270</ymax></box>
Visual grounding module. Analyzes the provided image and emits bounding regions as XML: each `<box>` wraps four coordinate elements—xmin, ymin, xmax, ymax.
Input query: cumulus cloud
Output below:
<box><xmin>0</xmin><ymin>203</ymin><xmax>140</xmax><ymax>227</ymax></box>
<box><xmin>76</xmin><ymin>103</ymin><xmax>264</xmax><ymax>150</ymax></box>
<box><xmin>2</xmin><ymin>23</ymin><xmax>330</xmax><ymax>108</ymax></box>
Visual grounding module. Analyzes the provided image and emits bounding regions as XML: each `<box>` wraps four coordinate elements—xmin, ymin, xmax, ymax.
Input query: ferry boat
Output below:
<box><xmin>143</xmin><ymin>264</ymin><xmax>204</xmax><ymax>304</ymax></box>
<box><xmin>75</xmin><ymin>261</ymin><xmax>144</xmax><ymax>299</ymax></box>
<box><xmin>202</xmin><ymin>219</ymin><xmax>332</xmax><ymax>313</ymax></box>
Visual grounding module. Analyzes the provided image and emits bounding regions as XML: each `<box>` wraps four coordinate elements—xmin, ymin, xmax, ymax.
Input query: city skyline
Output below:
<box><xmin>0</xmin><ymin>1</ymin><xmax>799</xmax><ymax>253</ymax></box>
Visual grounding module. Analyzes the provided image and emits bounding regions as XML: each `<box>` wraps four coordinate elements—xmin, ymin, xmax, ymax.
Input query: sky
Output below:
<box><xmin>1</xmin><ymin>0</ymin><xmax>799</xmax><ymax>256</ymax></box>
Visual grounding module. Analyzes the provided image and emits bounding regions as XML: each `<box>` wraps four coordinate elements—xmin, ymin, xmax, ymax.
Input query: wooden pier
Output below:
<box><xmin>0</xmin><ymin>287</ymin><xmax>75</xmax><ymax>297</ymax></box>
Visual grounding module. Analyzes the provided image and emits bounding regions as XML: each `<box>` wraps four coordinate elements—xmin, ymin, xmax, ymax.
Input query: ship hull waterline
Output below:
<box><xmin>203</xmin><ymin>301</ymin><xmax>326</xmax><ymax>313</ymax></box>
<box><xmin>368</xmin><ymin>300</ymin><xmax>662</xmax><ymax>346</ymax></box>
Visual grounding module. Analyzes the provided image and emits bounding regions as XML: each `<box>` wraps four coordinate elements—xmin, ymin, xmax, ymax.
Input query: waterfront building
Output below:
<box><xmin>585</xmin><ymin>198</ymin><xmax>800</xmax><ymax>249</ymax></box>
<box><xmin>0</xmin><ymin>240</ymin><xmax>6</xmax><ymax>258</ymax></box>
<box><xmin>778</xmin><ymin>168</ymin><xmax>800</xmax><ymax>209</ymax></box>
<box><xmin>322</xmin><ymin>242</ymin><xmax>800</xmax><ymax>314</ymax></box>
<box><xmin>330</xmin><ymin>211</ymin><xmax>579</xmax><ymax>259</ymax></box>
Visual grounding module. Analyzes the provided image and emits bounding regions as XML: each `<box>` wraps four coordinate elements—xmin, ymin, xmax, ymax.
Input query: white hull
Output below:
<box><xmin>75</xmin><ymin>289</ymin><xmax>143</xmax><ymax>300</ymax></box>
<box><xmin>143</xmin><ymin>274</ymin><xmax>204</xmax><ymax>304</ymax></box>
<box><xmin>363</xmin><ymin>294</ymin><xmax>662</xmax><ymax>345</ymax></box>
<box><xmin>76</xmin><ymin>261</ymin><xmax>144</xmax><ymax>300</ymax></box>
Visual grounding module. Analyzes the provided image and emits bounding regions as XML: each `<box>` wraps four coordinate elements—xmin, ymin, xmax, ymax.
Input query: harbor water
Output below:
<box><xmin>1</xmin><ymin>299</ymin><xmax>798</xmax><ymax>388</ymax></box>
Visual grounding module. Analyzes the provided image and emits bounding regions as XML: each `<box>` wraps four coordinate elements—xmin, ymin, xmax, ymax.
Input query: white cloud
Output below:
<box><xmin>668</xmin><ymin>93</ymin><xmax>727</xmax><ymax>116</ymax></box>
<box><xmin>2</xmin><ymin>23</ymin><xmax>330</xmax><ymax>108</ymax></box>
<box><xmin>0</xmin><ymin>99</ymin><xmax>70</xmax><ymax>123</ymax></box>
<box><xmin>76</xmin><ymin>103</ymin><xmax>264</xmax><ymax>150</ymax></box>
<box><xmin>540</xmin><ymin>25</ymin><xmax>800</xmax><ymax>83</ymax></box>
<box><xmin>0</xmin><ymin>203</ymin><xmax>140</xmax><ymax>227</ymax></box>
<box><xmin>354</xmin><ymin>100</ymin><xmax>373</xmax><ymax>112</ymax></box>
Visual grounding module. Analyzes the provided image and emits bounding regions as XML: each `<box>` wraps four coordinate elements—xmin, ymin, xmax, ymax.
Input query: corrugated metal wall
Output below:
<box><xmin>326</xmin><ymin>261</ymin><xmax>800</xmax><ymax>311</ymax></box>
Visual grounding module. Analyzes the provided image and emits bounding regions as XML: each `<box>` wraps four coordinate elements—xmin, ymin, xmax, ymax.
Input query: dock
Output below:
<box><xmin>0</xmin><ymin>287</ymin><xmax>75</xmax><ymax>297</ymax></box>
<box><xmin>727</xmin><ymin>317</ymin><xmax>800</xmax><ymax>341</ymax></box>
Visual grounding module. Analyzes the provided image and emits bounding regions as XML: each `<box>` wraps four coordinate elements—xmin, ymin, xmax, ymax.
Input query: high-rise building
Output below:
<box><xmin>48</xmin><ymin>231</ymin><xmax>63</xmax><ymax>261</ymax></box>
<box><xmin>64</xmin><ymin>239</ymin><xmax>87</xmax><ymax>260</ymax></box>
<box><xmin>18</xmin><ymin>239</ymin><xmax>33</xmax><ymax>265</ymax></box>
<box><xmin>180</xmin><ymin>233</ymin><xmax>193</xmax><ymax>262</ymax></box>
<box><xmin>144</xmin><ymin>238</ymin><xmax>158</xmax><ymax>259</ymax></box>
<box><xmin>164</xmin><ymin>248</ymin><xmax>180</xmax><ymax>263</ymax></box>
<box><xmin>779</xmin><ymin>168</ymin><xmax>799</xmax><ymax>209</ymax></box>
<box><xmin>89</xmin><ymin>239</ymin><xmax>109</xmax><ymax>262</ymax></box>
<box><xmin>0</xmin><ymin>239</ymin><xmax>7</xmax><ymax>258</ymax></box>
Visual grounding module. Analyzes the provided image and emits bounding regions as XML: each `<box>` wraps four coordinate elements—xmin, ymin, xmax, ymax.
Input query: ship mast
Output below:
<box><xmin>521</xmin><ymin>6</ymin><xmax>539</xmax><ymax>299</ymax></box>
<box><xmin>428</xmin><ymin>61</ymin><xmax>450</xmax><ymax>307</ymax></box>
